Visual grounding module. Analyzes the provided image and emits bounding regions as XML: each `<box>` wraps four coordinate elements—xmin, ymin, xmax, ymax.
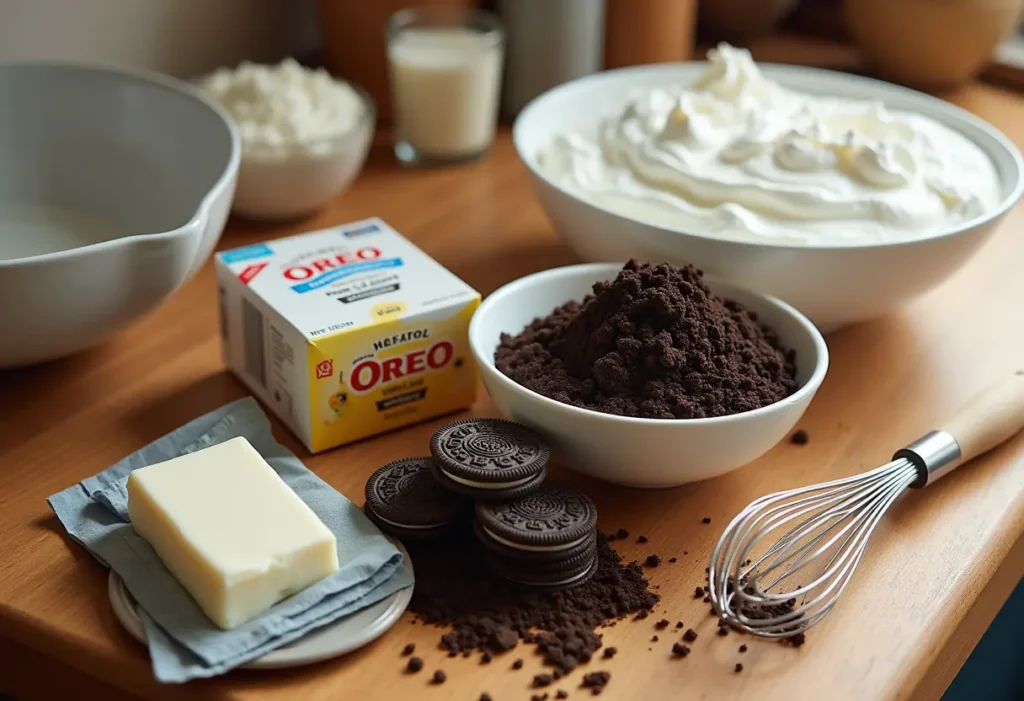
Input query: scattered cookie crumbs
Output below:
<box><xmin>580</xmin><ymin>671</ymin><xmax>611</xmax><ymax>693</ymax></box>
<box><xmin>717</xmin><ymin>627</ymin><xmax>729</xmax><ymax>637</ymax></box>
<box><xmin>790</xmin><ymin>429</ymin><xmax>809</xmax><ymax>445</ymax></box>
<box><xmin>683</xmin><ymin>629</ymin><xmax>698</xmax><ymax>642</ymax></box>
<box><xmin>480</xmin><ymin>694</ymin><xmax>492</xmax><ymax>701</ymax></box>
<box><xmin>694</xmin><ymin>586</ymin><xmax>705</xmax><ymax>598</ymax></box>
<box><xmin>534</xmin><ymin>674</ymin><xmax>554</xmax><ymax>688</ymax></box>
<box><xmin>735</xmin><ymin>663</ymin><xmax>744</xmax><ymax>673</ymax></box>
<box><xmin>447</xmin><ymin>650</ymin><xmax>457</xmax><ymax>657</ymax></box>
<box><xmin>513</xmin><ymin>659</ymin><xmax>524</xmax><ymax>670</ymax></box>
<box><xmin>401</xmin><ymin>643</ymin><xmax>415</xmax><ymax>656</ymax></box>
<box><xmin>532</xmin><ymin>694</ymin><xmax>549</xmax><ymax>701</ymax></box>
<box><xmin>655</xmin><ymin>618</ymin><xmax>670</xmax><ymax>629</ymax></box>
<box><xmin>645</xmin><ymin>554</ymin><xmax>662</xmax><ymax>567</ymax></box>
<box><xmin>637</xmin><ymin>535</ymin><xmax>649</xmax><ymax>544</ymax></box>
<box><xmin>635</xmin><ymin>610</ymin><xmax>650</xmax><ymax>620</ymax></box>
<box><xmin>406</xmin><ymin>656</ymin><xmax>423</xmax><ymax>673</ymax></box>
<box><xmin>408</xmin><ymin>532</ymin><xmax>657</xmax><ymax>674</ymax></box>
<box><xmin>701</xmin><ymin>517</ymin><xmax>711</xmax><ymax>524</ymax></box>
<box><xmin>602</xmin><ymin>647</ymin><xmax>617</xmax><ymax>659</ymax></box>
<box><xmin>739</xmin><ymin>645</ymin><xmax>748</xmax><ymax>653</ymax></box>
<box><xmin>481</xmin><ymin>651</ymin><xmax>493</xmax><ymax>664</ymax></box>
<box><xmin>671</xmin><ymin>643</ymin><xmax>690</xmax><ymax>658</ymax></box>
<box><xmin>557</xmin><ymin>691</ymin><xmax>569</xmax><ymax>699</ymax></box>
<box><xmin>431</xmin><ymin>670</ymin><xmax>447</xmax><ymax>685</ymax></box>
<box><xmin>668</xmin><ymin>557</ymin><xmax>678</xmax><ymax>563</ymax></box>
<box><xmin>675</xmin><ymin>621</ymin><xmax>684</xmax><ymax>629</ymax></box>
<box><xmin>615</xmin><ymin>528</ymin><xmax>629</xmax><ymax>539</ymax></box>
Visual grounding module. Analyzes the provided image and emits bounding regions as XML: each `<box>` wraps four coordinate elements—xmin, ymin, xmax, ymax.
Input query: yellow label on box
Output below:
<box><xmin>308</xmin><ymin>300</ymin><xmax>478</xmax><ymax>451</ymax></box>
<box><xmin>215</xmin><ymin>218</ymin><xmax>480</xmax><ymax>453</ymax></box>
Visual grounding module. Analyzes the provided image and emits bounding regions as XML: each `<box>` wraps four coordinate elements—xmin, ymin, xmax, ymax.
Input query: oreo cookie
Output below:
<box><xmin>472</xmin><ymin>520</ymin><xmax>595</xmax><ymax>564</ymax></box>
<box><xmin>484</xmin><ymin>545</ymin><xmax>598</xmax><ymax>589</ymax></box>
<box><xmin>475</xmin><ymin>482</ymin><xmax>597</xmax><ymax>550</ymax></box>
<box><xmin>474</xmin><ymin>483</ymin><xmax>599</xmax><ymax>590</ymax></box>
<box><xmin>364</xmin><ymin>458</ymin><xmax>469</xmax><ymax>540</ymax></box>
<box><xmin>429</xmin><ymin>419</ymin><xmax>549</xmax><ymax>501</ymax></box>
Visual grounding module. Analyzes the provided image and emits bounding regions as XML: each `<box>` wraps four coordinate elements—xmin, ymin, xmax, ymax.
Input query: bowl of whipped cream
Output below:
<box><xmin>514</xmin><ymin>44</ymin><xmax>1024</xmax><ymax>331</ymax></box>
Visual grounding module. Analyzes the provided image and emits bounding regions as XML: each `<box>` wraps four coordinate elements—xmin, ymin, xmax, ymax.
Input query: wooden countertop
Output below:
<box><xmin>3</xmin><ymin>46</ymin><xmax>1024</xmax><ymax>701</ymax></box>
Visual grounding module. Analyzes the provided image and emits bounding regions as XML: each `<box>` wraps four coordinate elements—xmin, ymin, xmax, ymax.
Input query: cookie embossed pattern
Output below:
<box><xmin>364</xmin><ymin>458</ymin><xmax>469</xmax><ymax>540</ymax></box>
<box><xmin>430</xmin><ymin>419</ymin><xmax>550</xmax><ymax>500</ymax></box>
<box><xmin>479</xmin><ymin>484</ymin><xmax>597</xmax><ymax>543</ymax></box>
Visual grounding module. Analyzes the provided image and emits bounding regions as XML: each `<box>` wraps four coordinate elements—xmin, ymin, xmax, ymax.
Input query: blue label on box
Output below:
<box><xmin>290</xmin><ymin>258</ymin><xmax>404</xmax><ymax>293</ymax></box>
<box><xmin>341</xmin><ymin>223</ymin><xmax>381</xmax><ymax>238</ymax></box>
<box><xmin>220</xmin><ymin>244</ymin><xmax>274</xmax><ymax>264</ymax></box>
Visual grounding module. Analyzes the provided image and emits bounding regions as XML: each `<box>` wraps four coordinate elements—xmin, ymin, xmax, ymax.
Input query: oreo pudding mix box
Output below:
<box><xmin>215</xmin><ymin>218</ymin><xmax>480</xmax><ymax>452</ymax></box>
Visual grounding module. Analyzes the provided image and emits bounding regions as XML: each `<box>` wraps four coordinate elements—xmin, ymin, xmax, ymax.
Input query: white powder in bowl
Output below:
<box><xmin>201</xmin><ymin>58</ymin><xmax>366</xmax><ymax>159</ymax></box>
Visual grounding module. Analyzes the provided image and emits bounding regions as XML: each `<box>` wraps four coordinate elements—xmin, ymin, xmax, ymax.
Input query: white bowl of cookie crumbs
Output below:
<box><xmin>469</xmin><ymin>261</ymin><xmax>829</xmax><ymax>487</ymax></box>
<box><xmin>200</xmin><ymin>58</ymin><xmax>375</xmax><ymax>220</ymax></box>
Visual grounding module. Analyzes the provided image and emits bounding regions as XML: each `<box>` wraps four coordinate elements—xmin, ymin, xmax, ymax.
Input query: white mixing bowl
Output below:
<box><xmin>513</xmin><ymin>62</ymin><xmax>1024</xmax><ymax>331</ymax></box>
<box><xmin>0</xmin><ymin>63</ymin><xmax>239</xmax><ymax>367</ymax></box>
<box><xmin>469</xmin><ymin>263</ymin><xmax>829</xmax><ymax>487</ymax></box>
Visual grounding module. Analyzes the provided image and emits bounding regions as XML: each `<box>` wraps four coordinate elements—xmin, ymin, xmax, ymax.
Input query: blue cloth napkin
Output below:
<box><xmin>48</xmin><ymin>397</ymin><xmax>413</xmax><ymax>683</ymax></box>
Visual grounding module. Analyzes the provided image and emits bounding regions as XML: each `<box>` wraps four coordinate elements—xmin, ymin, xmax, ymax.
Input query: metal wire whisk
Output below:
<box><xmin>709</xmin><ymin>374</ymin><xmax>1024</xmax><ymax>639</ymax></box>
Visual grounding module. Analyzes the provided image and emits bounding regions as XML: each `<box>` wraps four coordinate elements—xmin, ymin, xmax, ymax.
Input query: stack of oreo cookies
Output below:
<box><xmin>473</xmin><ymin>483</ymin><xmax>598</xmax><ymax>588</ymax></box>
<box><xmin>363</xmin><ymin>418</ymin><xmax>598</xmax><ymax>589</ymax></box>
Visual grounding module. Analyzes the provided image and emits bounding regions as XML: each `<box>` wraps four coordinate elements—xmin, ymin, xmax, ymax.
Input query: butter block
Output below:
<box><xmin>126</xmin><ymin>436</ymin><xmax>339</xmax><ymax>630</ymax></box>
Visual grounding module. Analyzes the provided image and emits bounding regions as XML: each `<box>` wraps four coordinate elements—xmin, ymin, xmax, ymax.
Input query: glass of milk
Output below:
<box><xmin>387</xmin><ymin>7</ymin><xmax>504</xmax><ymax>166</ymax></box>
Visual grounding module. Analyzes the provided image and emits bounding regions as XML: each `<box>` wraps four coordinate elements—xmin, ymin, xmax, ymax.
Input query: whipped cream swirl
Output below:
<box><xmin>539</xmin><ymin>44</ymin><xmax>1002</xmax><ymax>244</ymax></box>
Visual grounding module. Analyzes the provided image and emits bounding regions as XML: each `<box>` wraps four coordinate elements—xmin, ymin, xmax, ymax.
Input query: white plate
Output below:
<box><xmin>108</xmin><ymin>540</ymin><xmax>413</xmax><ymax>670</ymax></box>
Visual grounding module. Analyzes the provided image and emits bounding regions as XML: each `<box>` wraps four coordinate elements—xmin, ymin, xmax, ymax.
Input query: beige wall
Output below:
<box><xmin>0</xmin><ymin>0</ymin><xmax>321</xmax><ymax>78</ymax></box>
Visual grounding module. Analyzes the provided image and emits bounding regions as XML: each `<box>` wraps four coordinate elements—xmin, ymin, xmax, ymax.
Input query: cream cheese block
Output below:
<box><xmin>126</xmin><ymin>436</ymin><xmax>339</xmax><ymax>630</ymax></box>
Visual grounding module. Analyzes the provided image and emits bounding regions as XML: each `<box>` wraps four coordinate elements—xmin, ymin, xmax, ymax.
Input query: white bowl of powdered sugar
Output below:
<box><xmin>513</xmin><ymin>44</ymin><xmax>1024</xmax><ymax>331</ymax></box>
<box><xmin>201</xmin><ymin>59</ymin><xmax>374</xmax><ymax>221</ymax></box>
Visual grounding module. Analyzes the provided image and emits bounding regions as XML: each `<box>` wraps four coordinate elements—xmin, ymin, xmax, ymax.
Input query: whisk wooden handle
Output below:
<box><xmin>940</xmin><ymin>372</ymin><xmax>1024</xmax><ymax>463</ymax></box>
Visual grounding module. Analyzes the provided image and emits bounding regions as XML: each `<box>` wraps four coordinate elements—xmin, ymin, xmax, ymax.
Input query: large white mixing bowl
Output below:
<box><xmin>513</xmin><ymin>62</ymin><xmax>1024</xmax><ymax>331</ymax></box>
<box><xmin>0</xmin><ymin>63</ymin><xmax>239</xmax><ymax>367</ymax></box>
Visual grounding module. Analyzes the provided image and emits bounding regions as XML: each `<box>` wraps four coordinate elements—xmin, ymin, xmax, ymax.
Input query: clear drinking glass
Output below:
<box><xmin>387</xmin><ymin>7</ymin><xmax>504</xmax><ymax>166</ymax></box>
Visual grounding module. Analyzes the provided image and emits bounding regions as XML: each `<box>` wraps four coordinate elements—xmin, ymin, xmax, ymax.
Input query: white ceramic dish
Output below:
<box><xmin>513</xmin><ymin>62</ymin><xmax>1024</xmax><ymax>331</ymax></box>
<box><xmin>230</xmin><ymin>82</ymin><xmax>376</xmax><ymax>221</ymax></box>
<box><xmin>0</xmin><ymin>62</ymin><xmax>239</xmax><ymax>368</ymax></box>
<box><xmin>108</xmin><ymin>539</ymin><xmax>413</xmax><ymax>670</ymax></box>
<box><xmin>469</xmin><ymin>263</ymin><xmax>829</xmax><ymax>487</ymax></box>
